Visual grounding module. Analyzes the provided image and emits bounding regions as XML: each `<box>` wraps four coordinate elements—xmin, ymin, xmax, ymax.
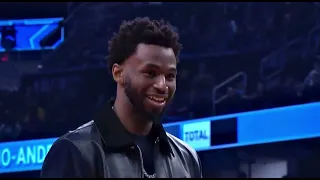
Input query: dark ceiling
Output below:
<box><xmin>0</xmin><ymin>2</ymin><xmax>68</xmax><ymax>20</ymax></box>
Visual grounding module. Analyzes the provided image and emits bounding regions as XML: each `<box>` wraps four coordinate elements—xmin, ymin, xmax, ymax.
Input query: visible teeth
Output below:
<box><xmin>148</xmin><ymin>96</ymin><xmax>165</xmax><ymax>102</ymax></box>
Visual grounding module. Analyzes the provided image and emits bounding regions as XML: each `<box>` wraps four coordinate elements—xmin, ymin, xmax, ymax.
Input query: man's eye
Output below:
<box><xmin>145</xmin><ymin>71</ymin><xmax>156</xmax><ymax>77</ymax></box>
<box><xmin>167</xmin><ymin>74</ymin><xmax>176</xmax><ymax>80</ymax></box>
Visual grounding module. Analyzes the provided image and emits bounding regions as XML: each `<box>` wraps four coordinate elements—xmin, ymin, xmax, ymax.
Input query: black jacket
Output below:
<box><xmin>41</xmin><ymin>100</ymin><xmax>202</xmax><ymax>178</ymax></box>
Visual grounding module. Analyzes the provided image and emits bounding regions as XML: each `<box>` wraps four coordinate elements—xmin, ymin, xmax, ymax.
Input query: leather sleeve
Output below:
<box><xmin>195</xmin><ymin>153</ymin><xmax>203</xmax><ymax>178</ymax></box>
<box><xmin>40</xmin><ymin>138</ymin><xmax>92</xmax><ymax>178</ymax></box>
<box><xmin>189</xmin><ymin>150</ymin><xmax>203</xmax><ymax>178</ymax></box>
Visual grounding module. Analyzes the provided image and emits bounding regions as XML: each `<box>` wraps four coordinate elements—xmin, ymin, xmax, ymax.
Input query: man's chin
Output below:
<box><xmin>144</xmin><ymin>106</ymin><xmax>165</xmax><ymax>120</ymax></box>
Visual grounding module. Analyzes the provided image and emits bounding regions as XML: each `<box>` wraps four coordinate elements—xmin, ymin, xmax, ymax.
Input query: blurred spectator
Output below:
<box><xmin>190</xmin><ymin>62</ymin><xmax>215</xmax><ymax>118</ymax></box>
<box><xmin>304</xmin><ymin>55</ymin><xmax>320</xmax><ymax>87</ymax></box>
<box><xmin>237</xmin><ymin>171</ymin><xmax>248</xmax><ymax>178</ymax></box>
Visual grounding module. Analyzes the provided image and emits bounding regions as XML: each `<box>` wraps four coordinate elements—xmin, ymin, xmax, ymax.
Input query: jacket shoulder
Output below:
<box><xmin>41</xmin><ymin>121</ymin><xmax>100</xmax><ymax>178</ymax></box>
<box><xmin>59</xmin><ymin>120</ymin><xmax>99</xmax><ymax>144</ymax></box>
<box><xmin>42</xmin><ymin>130</ymin><xmax>94</xmax><ymax>177</ymax></box>
<box><xmin>166</xmin><ymin>132</ymin><xmax>202</xmax><ymax>178</ymax></box>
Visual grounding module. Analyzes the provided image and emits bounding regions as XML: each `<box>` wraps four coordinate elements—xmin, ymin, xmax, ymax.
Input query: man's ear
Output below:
<box><xmin>112</xmin><ymin>63</ymin><xmax>124</xmax><ymax>85</ymax></box>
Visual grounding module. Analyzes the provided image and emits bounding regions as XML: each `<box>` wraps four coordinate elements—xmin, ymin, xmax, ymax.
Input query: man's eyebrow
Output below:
<box><xmin>144</xmin><ymin>63</ymin><xmax>161</xmax><ymax>69</ymax></box>
<box><xmin>144</xmin><ymin>63</ymin><xmax>177</xmax><ymax>72</ymax></box>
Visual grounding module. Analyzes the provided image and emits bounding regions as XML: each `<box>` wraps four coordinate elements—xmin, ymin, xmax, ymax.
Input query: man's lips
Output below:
<box><xmin>146</xmin><ymin>95</ymin><xmax>168</xmax><ymax>104</ymax></box>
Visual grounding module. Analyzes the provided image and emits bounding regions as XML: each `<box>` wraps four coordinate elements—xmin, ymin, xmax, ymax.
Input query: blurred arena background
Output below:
<box><xmin>1</xmin><ymin>2</ymin><xmax>320</xmax><ymax>178</ymax></box>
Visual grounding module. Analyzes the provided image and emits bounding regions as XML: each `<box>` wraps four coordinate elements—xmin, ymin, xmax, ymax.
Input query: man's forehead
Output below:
<box><xmin>135</xmin><ymin>43</ymin><xmax>175</xmax><ymax>59</ymax></box>
<box><xmin>123</xmin><ymin>43</ymin><xmax>177</xmax><ymax>70</ymax></box>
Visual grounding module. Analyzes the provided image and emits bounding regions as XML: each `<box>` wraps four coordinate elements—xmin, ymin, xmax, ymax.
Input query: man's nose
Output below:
<box><xmin>153</xmin><ymin>75</ymin><xmax>168</xmax><ymax>94</ymax></box>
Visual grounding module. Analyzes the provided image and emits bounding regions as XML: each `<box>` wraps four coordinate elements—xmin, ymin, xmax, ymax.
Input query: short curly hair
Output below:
<box><xmin>107</xmin><ymin>17</ymin><xmax>182</xmax><ymax>73</ymax></box>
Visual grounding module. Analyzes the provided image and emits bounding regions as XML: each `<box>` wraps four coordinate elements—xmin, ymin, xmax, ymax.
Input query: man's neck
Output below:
<box><xmin>113</xmin><ymin>95</ymin><xmax>153</xmax><ymax>136</ymax></box>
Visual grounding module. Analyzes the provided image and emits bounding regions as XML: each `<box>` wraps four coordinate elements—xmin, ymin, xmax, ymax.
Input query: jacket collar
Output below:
<box><xmin>93</xmin><ymin>98</ymin><xmax>173</xmax><ymax>156</ymax></box>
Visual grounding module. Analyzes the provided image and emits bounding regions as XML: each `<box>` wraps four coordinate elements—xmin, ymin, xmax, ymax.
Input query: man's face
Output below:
<box><xmin>122</xmin><ymin>43</ymin><xmax>177</xmax><ymax>120</ymax></box>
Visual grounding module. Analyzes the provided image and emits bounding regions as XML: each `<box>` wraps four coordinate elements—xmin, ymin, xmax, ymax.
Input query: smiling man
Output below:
<box><xmin>41</xmin><ymin>17</ymin><xmax>202</xmax><ymax>178</ymax></box>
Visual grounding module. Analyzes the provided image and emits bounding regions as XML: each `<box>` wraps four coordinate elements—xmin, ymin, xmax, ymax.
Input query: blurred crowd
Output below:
<box><xmin>41</xmin><ymin>2</ymin><xmax>318</xmax><ymax>71</ymax></box>
<box><xmin>1</xmin><ymin>2</ymin><xmax>320</xmax><ymax>144</ymax></box>
<box><xmin>1</xmin><ymin>52</ymin><xmax>320</xmax><ymax>142</ymax></box>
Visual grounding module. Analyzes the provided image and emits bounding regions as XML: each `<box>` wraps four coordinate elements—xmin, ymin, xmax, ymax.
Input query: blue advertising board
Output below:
<box><xmin>0</xmin><ymin>17</ymin><xmax>64</xmax><ymax>52</ymax></box>
<box><xmin>0</xmin><ymin>138</ymin><xmax>55</xmax><ymax>174</ymax></box>
<box><xmin>1</xmin><ymin>102</ymin><xmax>320</xmax><ymax>174</ymax></box>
